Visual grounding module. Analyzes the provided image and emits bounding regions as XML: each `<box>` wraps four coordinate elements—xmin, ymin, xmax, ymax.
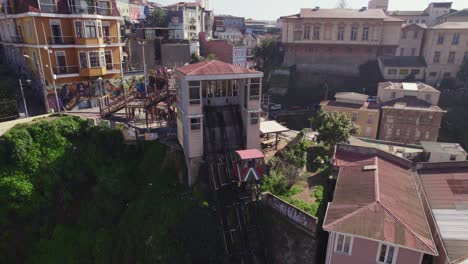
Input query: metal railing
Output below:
<box><xmin>49</xmin><ymin>36</ymin><xmax>75</xmax><ymax>45</ymax></box>
<box><xmin>39</xmin><ymin>3</ymin><xmax>58</xmax><ymax>13</ymax></box>
<box><xmin>106</xmin><ymin>63</ymin><xmax>121</xmax><ymax>71</ymax></box>
<box><xmin>54</xmin><ymin>65</ymin><xmax>80</xmax><ymax>75</ymax></box>
<box><xmin>103</xmin><ymin>36</ymin><xmax>120</xmax><ymax>44</ymax></box>
<box><xmin>69</xmin><ymin>5</ymin><xmax>112</xmax><ymax>15</ymax></box>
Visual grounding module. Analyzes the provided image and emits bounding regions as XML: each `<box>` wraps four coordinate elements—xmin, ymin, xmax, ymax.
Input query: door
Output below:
<box><xmin>50</xmin><ymin>21</ymin><xmax>63</xmax><ymax>44</ymax></box>
<box><xmin>102</xmin><ymin>22</ymin><xmax>110</xmax><ymax>43</ymax></box>
<box><xmin>55</xmin><ymin>51</ymin><xmax>67</xmax><ymax>74</ymax></box>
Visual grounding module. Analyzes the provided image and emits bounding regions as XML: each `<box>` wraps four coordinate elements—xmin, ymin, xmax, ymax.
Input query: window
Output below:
<box><xmin>350</xmin><ymin>26</ymin><xmax>357</xmax><ymax>40</ymax></box>
<box><xmin>313</xmin><ymin>26</ymin><xmax>320</xmax><ymax>40</ymax></box>
<box><xmin>377</xmin><ymin>243</ymin><xmax>397</xmax><ymax>264</ymax></box>
<box><xmin>422</xmin><ymin>19</ymin><xmax>426</xmax><ymax>23</ymax></box>
<box><xmin>79</xmin><ymin>52</ymin><xmax>88</xmax><ymax>68</ymax></box>
<box><xmin>362</xmin><ymin>27</ymin><xmax>369</xmax><ymax>41</ymax></box>
<box><xmin>367</xmin><ymin>48</ymin><xmax>373</xmax><ymax>55</ymax></box>
<box><xmin>250</xmin><ymin>113</ymin><xmax>259</xmax><ymax>124</ymax></box>
<box><xmin>26</xmin><ymin>21</ymin><xmax>32</xmax><ymax>38</ymax></box>
<box><xmin>75</xmin><ymin>20</ymin><xmax>84</xmax><ymax>38</ymax></box>
<box><xmin>411</xmin><ymin>69</ymin><xmax>420</xmax><ymax>75</ymax></box>
<box><xmin>437</xmin><ymin>33</ymin><xmax>444</xmax><ymax>45</ymax></box>
<box><xmin>249</xmin><ymin>78</ymin><xmax>260</xmax><ymax>100</ymax></box>
<box><xmin>89</xmin><ymin>51</ymin><xmax>100</xmax><ymax>67</ymax></box>
<box><xmin>55</xmin><ymin>51</ymin><xmax>66</xmax><ymax>74</ymax></box>
<box><xmin>351</xmin><ymin>112</ymin><xmax>358</xmax><ymax>122</ymax></box>
<box><xmin>425</xmin><ymin>94</ymin><xmax>431</xmax><ymax>102</ymax></box>
<box><xmin>334</xmin><ymin>234</ymin><xmax>353</xmax><ymax>255</ymax></box>
<box><xmin>429</xmin><ymin>72</ymin><xmax>437</xmax><ymax>77</ymax></box>
<box><xmin>367</xmin><ymin>113</ymin><xmax>374</xmax><ymax>124</ymax></box>
<box><xmin>413</xmin><ymin>30</ymin><xmax>419</xmax><ymax>38</ymax></box>
<box><xmin>365</xmin><ymin>127</ymin><xmax>372</xmax><ymax>137</ymax></box>
<box><xmin>190</xmin><ymin>118</ymin><xmax>201</xmax><ymax>130</ymax></box>
<box><xmin>395</xmin><ymin>128</ymin><xmax>401</xmax><ymax>137</ymax></box>
<box><xmin>388</xmin><ymin>69</ymin><xmax>397</xmax><ymax>75</ymax></box>
<box><xmin>448</xmin><ymin>52</ymin><xmax>455</xmax><ymax>64</ymax></box>
<box><xmin>303</xmin><ymin>25</ymin><xmax>311</xmax><ymax>40</ymax></box>
<box><xmin>188</xmin><ymin>81</ymin><xmax>201</xmax><ymax>105</ymax></box>
<box><xmin>452</xmin><ymin>33</ymin><xmax>460</xmax><ymax>45</ymax></box>
<box><xmin>411</xmin><ymin>48</ymin><xmax>416</xmax><ymax>56</ymax></box>
<box><xmin>391</xmin><ymin>92</ymin><xmax>396</xmax><ymax>99</ymax></box>
<box><xmin>444</xmin><ymin>72</ymin><xmax>452</xmax><ymax>78</ymax></box>
<box><xmin>433</xmin><ymin>51</ymin><xmax>440</xmax><ymax>63</ymax></box>
<box><xmin>84</xmin><ymin>21</ymin><xmax>97</xmax><ymax>38</ymax></box>
<box><xmin>105</xmin><ymin>50</ymin><xmax>112</xmax><ymax>69</ymax></box>
<box><xmin>399</xmin><ymin>69</ymin><xmax>409</xmax><ymax>75</ymax></box>
<box><xmin>337</xmin><ymin>26</ymin><xmax>344</xmax><ymax>40</ymax></box>
<box><xmin>293</xmin><ymin>31</ymin><xmax>302</xmax><ymax>41</ymax></box>
<box><xmin>450</xmin><ymin>154</ymin><xmax>457</xmax><ymax>161</ymax></box>
<box><xmin>402</xmin><ymin>30</ymin><xmax>407</xmax><ymax>39</ymax></box>
<box><xmin>425</xmin><ymin>131</ymin><xmax>430</xmax><ymax>139</ymax></box>
<box><xmin>97</xmin><ymin>21</ymin><xmax>103</xmax><ymax>38</ymax></box>
<box><xmin>400</xmin><ymin>48</ymin><xmax>405</xmax><ymax>56</ymax></box>
<box><xmin>328</xmin><ymin>47</ymin><xmax>335</xmax><ymax>53</ymax></box>
<box><xmin>409</xmin><ymin>19</ymin><xmax>414</xmax><ymax>23</ymax></box>
<box><xmin>415</xmin><ymin>129</ymin><xmax>421</xmax><ymax>138</ymax></box>
<box><xmin>346</xmin><ymin>47</ymin><xmax>352</xmax><ymax>54</ymax></box>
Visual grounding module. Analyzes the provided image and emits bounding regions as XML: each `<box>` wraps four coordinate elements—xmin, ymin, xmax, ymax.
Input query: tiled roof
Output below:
<box><xmin>175</xmin><ymin>60</ymin><xmax>260</xmax><ymax>76</ymax></box>
<box><xmin>320</xmin><ymin>100</ymin><xmax>379</xmax><ymax>110</ymax></box>
<box><xmin>380</xmin><ymin>96</ymin><xmax>445</xmax><ymax>112</ymax></box>
<box><xmin>417</xmin><ymin>161</ymin><xmax>468</xmax><ymax>262</ymax></box>
<box><xmin>379</xmin><ymin>56</ymin><xmax>427</xmax><ymax>68</ymax></box>
<box><xmin>324</xmin><ymin>145</ymin><xmax>437</xmax><ymax>255</ymax></box>
<box><xmin>431</xmin><ymin>22</ymin><xmax>468</xmax><ymax>29</ymax></box>
<box><xmin>298</xmin><ymin>8</ymin><xmax>389</xmax><ymax>19</ymax></box>
<box><xmin>388</xmin><ymin>10</ymin><xmax>428</xmax><ymax>16</ymax></box>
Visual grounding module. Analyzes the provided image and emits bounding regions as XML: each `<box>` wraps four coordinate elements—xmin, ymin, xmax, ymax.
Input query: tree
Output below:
<box><xmin>336</xmin><ymin>0</ymin><xmax>348</xmax><ymax>9</ymax></box>
<box><xmin>310</xmin><ymin>110</ymin><xmax>359</xmax><ymax>147</ymax></box>
<box><xmin>253</xmin><ymin>37</ymin><xmax>284</xmax><ymax>72</ymax></box>
<box><xmin>146</xmin><ymin>8</ymin><xmax>166</xmax><ymax>27</ymax></box>
<box><xmin>457</xmin><ymin>59</ymin><xmax>468</xmax><ymax>87</ymax></box>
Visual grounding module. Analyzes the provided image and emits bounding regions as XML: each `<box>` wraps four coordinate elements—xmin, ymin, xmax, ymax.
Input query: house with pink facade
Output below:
<box><xmin>323</xmin><ymin>144</ymin><xmax>438</xmax><ymax>264</ymax></box>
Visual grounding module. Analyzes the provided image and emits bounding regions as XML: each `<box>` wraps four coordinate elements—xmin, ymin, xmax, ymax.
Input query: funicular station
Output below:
<box><xmin>175</xmin><ymin>60</ymin><xmax>270</xmax><ymax>263</ymax></box>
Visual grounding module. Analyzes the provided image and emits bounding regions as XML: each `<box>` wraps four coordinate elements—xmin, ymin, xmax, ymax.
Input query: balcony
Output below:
<box><xmin>40</xmin><ymin>3</ymin><xmax>58</xmax><ymax>13</ymax></box>
<box><xmin>54</xmin><ymin>65</ymin><xmax>80</xmax><ymax>76</ymax></box>
<box><xmin>49</xmin><ymin>36</ymin><xmax>75</xmax><ymax>45</ymax></box>
<box><xmin>75</xmin><ymin>36</ymin><xmax>121</xmax><ymax>45</ymax></box>
<box><xmin>69</xmin><ymin>5</ymin><xmax>112</xmax><ymax>16</ymax></box>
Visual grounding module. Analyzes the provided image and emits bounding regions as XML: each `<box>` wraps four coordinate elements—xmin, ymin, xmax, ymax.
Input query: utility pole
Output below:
<box><xmin>42</xmin><ymin>22</ymin><xmax>60</xmax><ymax>112</ymax></box>
<box><xmin>18</xmin><ymin>79</ymin><xmax>30</xmax><ymax>118</ymax></box>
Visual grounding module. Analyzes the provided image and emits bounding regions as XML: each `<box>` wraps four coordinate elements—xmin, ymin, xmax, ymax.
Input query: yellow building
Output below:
<box><xmin>0</xmin><ymin>0</ymin><xmax>124</xmax><ymax>111</ymax></box>
<box><xmin>320</xmin><ymin>92</ymin><xmax>380</xmax><ymax>139</ymax></box>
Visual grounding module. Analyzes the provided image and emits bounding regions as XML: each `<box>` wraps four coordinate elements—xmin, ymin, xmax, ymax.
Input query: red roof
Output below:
<box><xmin>324</xmin><ymin>145</ymin><xmax>437</xmax><ymax>255</ymax></box>
<box><xmin>235</xmin><ymin>149</ymin><xmax>264</xmax><ymax>160</ymax></box>
<box><xmin>176</xmin><ymin>60</ymin><xmax>260</xmax><ymax>76</ymax></box>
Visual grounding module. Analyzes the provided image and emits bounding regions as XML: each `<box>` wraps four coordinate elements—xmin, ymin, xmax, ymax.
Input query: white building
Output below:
<box><xmin>175</xmin><ymin>60</ymin><xmax>263</xmax><ymax>185</ymax></box>
<box><xmin>398</xmin><ymin>23</ymin><xmax>426</xmax><ymax>56</ymax></box>
<box><xmin>422</xmin><ymin>22</ymin><xmax>468</xmax><ymax>84</ymax></box>
<box><xmin>166</xmin><ymin>2</ymin><xmax>213</xmax><ymax>40</ymax></box>
<box><xmin>421</xmin><ymin>141</ymin><xmax>467</xmax><ymax>162</ymax></box>
<box><xmin>377</xmin><ymin>82</ymin><xmax>441</xmax><ymax>106</ymax></box>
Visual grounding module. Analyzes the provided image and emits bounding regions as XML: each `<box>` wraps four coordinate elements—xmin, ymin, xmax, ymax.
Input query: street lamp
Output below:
<box><xmin>138</xmin><ymin>41</ymin><xmax>148</xmax><ymax>97</ymax></box>
<box><xmin>97</xmin><ymin>77</ymin><xmax>104</xmax><ymax>108</ymax></box>
<box><xmin>18</xmin><ymin>79</ymin><xmax>31</xmax><ymax>118</ymax></box>
<box><xmin>44</xmin><ymin>47</ymin><xmax>61</xmax><ymax>113</ymax></box>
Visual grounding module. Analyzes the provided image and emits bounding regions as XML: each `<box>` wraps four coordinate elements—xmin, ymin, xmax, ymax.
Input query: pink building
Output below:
<box><xmin>324</xmin><ymin>145</ymin><xmax>438</xmax><ymax>264</ymax></box>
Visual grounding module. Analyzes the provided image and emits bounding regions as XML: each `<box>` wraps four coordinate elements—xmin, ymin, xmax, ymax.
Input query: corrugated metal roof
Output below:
<box><xmin>175</xmin><ymin>60</ymin><xmax>260</xmax><ymax>76</ymax></box>
<box><xmin>325</xmin><ymin>145</ymin><xmax>437</xmax><ymax>254</ymax></box>
<box><xmin>259</xmin><ymin>121</ymin><xmax>289</xmax><ymax>134</ymax></box>
<box><xmin>418</xmin><ymin>162</ymin><xmax>468</xmax><ymax>263</ymax></box>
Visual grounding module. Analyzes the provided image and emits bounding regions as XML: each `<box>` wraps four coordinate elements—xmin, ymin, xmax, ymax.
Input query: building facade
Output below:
<box><xmin>320</xmin><ymin>92</ymin><xmax>380</xmax><ymax>139</ymax></box>
<box><xmin>398</xmin><ymin>23</ymin><xmax>425</xmax><ymax>56</ymax></box>
<box><xmin>281</xmin><ymin>8</ymin><xmax>403</xmax><ymax>75</ymax></box>
<box><xmin>174</xmin><ymin>60</ymin><xmax>263</xmax><ymax>185</ymax></box>
<box><xmin>367</xmin><ymin>0</ymin><xmax>389</xmax><ymax>11</ymax></box>
<box><xmin>213</xmin><ymin>15</ymin><xmax>245</xmax><ymax>40</ymax></box>
<box><xmin>422</xmin><ymin>22</ymin><xmax>468</xmax><ymax>84</ymax></box>
<box><xmin>378</xmin><ymin>56</ymin><xmax>427</xmax><ymax>81</ymax></box>
<box><xmin>200</xmin><ymin>33</ymin><xmax>247</xmax><ymax>67</ymax></box>
<box><xmin>165</xmin><ymin>2</ymin><xmax>213</xmax><ymax>40</ymax></box>
<box><xmin>0</xmin><ymin>0</ymin><xmax>124</xmax><ymax>111</ymax></box>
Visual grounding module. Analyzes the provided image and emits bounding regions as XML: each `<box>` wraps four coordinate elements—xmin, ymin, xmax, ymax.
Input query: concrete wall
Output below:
<box><xmin>161</xmin><ymin>43</ymin><xmax>191</xmax><ymax>67</ymax></box>
<box><xmin>429</xmin><ymin>152</ymin><xmax>467</xmax><ymax>162</ymax></box>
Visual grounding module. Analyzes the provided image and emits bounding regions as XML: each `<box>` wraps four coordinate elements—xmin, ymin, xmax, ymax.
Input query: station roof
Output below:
<box><xmin>175</xmin><ymin>60</ymin><xmax>260</xmax><ymax>76</ymax></box>
<box><xmin>324</xmin><ymin>145</ymin><xmax>437</xmax><ymax>255</ymax></box>
<box><xmin>260</xmin><ymin>120</ymin><xmax>289</xmax><ymax>134</ymax></box>
<box><xmin>235</xmin><ymin>149</ymin><xmax>264</xmax><ymax>160</ymax></box>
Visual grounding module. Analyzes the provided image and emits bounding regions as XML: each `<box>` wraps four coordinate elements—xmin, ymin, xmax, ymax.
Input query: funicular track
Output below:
<box><xmin>203</xmin><ymin>106</ymin><xmax>270</xmax><ymax>264</ymax></box>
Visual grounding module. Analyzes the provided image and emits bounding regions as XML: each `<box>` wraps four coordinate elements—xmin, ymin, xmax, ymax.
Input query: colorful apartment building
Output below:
<box><xmin>0</xmin><ymin>0</ymin><xmax>124</xmax><ymax>111</ymax></box>
<box><xmin>324</xmin><ymin>144</ymin><xmax>438</xmax><ymax>264</ymax></box>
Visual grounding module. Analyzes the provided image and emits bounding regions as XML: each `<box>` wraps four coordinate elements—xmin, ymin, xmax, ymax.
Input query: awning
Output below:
<box><xmin>260</xmin><ymin>120</ymin><xmax>289</xmax><ymax>134</ymax></box>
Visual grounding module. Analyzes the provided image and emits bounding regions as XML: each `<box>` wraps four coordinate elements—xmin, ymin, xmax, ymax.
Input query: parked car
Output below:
<box><xmin>270</xmin><ymin>104</ymin><xmax>282</xmax><ymax>111</ymax></box>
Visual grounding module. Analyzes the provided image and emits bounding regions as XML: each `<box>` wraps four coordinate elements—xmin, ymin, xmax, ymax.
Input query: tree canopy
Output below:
<box><xmin>310</xmin><ymin>110</ymin><xmax>359</xmax><ymax>147</ymax></box>
<box><xmin>457</xmin><ymin>59</ymin><xmax>468</xmax><ymax>86</ymax></box>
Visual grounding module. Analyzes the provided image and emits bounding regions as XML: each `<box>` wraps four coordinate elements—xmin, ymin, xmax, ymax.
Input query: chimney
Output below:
<box><xmin>360</xmin><ymin>7</ymin><xmax>367</xmax><ymax>12</ymax></box>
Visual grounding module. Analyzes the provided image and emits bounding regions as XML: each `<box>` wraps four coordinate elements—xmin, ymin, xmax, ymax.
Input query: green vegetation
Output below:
<box><xmin>0</xmin><ymin>116</ymin><xmax>222</xmax><ymax>264</ymax></box>
<box><xmin>439</xmin><ymin>90</ymin><xmax>468</xmax><ymax>149</ymax></box>
<box><xmin>190</xmin><ymin>53</ymin><xmax>218</xmax><ymax>63</ymax></box>
<box><xmin>310</xmin><ymin>110</ymin><xmax>359</xmax><ymax>147</ymax></box>
<box><xmin>457</xmin><ymin>59</ymin><xmax>468</xmax><ymax>87</ymax></box>
<box><xmin>253</xmin><ymin>38</ymin><xmax>284</xmax><ymax>91</ymax></box>
<box><xmin>0</xmin><ymin>67</ymin><xmax>19</xmax><ymax>120</ymax></box>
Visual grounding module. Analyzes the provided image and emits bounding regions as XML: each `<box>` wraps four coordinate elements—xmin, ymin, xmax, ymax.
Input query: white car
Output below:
<box><xmin>270</xmin><ymin>104</ymin><xmax>282</xmax><ymax>111</ymax></box>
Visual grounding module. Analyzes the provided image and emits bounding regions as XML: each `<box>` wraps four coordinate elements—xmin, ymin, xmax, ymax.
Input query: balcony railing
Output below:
<box><xmin>69</xmin><ymin>5</ymin><xmax>112</xmax><ymax>16</ymax></box>
<box><xmin>103</xmin><ymin>36</ymin><xmax>120</xmax><ymax>44</ymax></box>
<box><xmin>54</xmin><ymin>65</ymin><xmax>80</xmax><ymax>75</ymax></box>
<box><xmin>40</xmin><ymin>3</ymin><xmax>58</xmax><ymax>13</ymax></box>
<box><xmin>49</xmin><ymin>36</ymin><xmax>75</xmax><ymax>45</ymax></box>
<box><xmin>11</xmin><ymin>36</ymin><xmax>24</xmax><ymax>43</ymax></box>
<box><xmin>106</xmin><ymin>63</ymin><xmax>121</xmax><ymax>71</ymax></box>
